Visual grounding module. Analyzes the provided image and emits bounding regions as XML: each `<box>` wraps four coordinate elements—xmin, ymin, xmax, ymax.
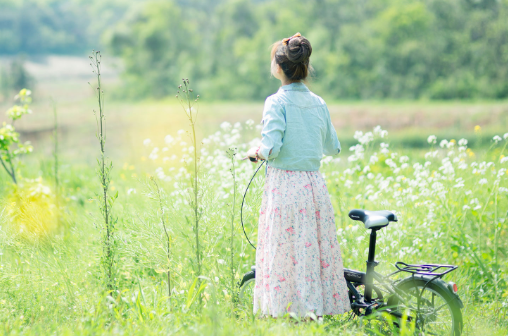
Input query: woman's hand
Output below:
<box><xmin>246</xmin><ymin>146</ymin><xmax>260</xmax><ymax>162</ymax></box>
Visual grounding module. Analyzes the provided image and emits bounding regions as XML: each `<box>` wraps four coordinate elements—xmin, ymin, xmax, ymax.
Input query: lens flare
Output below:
<box><xmin>4</xmin><ymin>178</ymin><xmax>59</xmax><ymax>239</ymax></box>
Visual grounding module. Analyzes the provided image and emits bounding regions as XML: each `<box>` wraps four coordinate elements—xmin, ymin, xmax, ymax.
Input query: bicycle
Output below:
<box><xmin>238</xmin><ymin>163</ymin><xmax>464</xmax><ymax>335</ymax></box>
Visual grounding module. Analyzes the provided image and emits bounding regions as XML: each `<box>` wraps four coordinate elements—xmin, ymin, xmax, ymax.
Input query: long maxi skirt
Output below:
<box><xmin>253</xmin><ymin>166</ymin><xmax>351</xmax><ymax>317</ymax></box>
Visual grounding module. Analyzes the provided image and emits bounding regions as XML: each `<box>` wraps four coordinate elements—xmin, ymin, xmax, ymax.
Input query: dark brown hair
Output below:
<box><xmin>271</xmin><ymin>34</ymin><xmax>313</xmax><ymax>81</ymax></box>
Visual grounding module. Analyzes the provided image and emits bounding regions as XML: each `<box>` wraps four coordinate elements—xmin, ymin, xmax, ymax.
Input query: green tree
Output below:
<box><xmin>107</xmin><ymin>1</ymin><xmax>200</xmax><ymax>98</ymax></box>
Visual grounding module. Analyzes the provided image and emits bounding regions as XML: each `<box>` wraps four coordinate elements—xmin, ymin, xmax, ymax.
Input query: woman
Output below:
<box><xmin>246</xmin><ymin>33</ymin><xmax>350</xmax><ymax>318</ymax></box>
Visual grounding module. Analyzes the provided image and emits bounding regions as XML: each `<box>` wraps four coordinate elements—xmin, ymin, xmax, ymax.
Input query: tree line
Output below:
<box><xmin>1</xmin><ymin>0</ymin><xmax>508</xmax><ymax>100</ymax></box>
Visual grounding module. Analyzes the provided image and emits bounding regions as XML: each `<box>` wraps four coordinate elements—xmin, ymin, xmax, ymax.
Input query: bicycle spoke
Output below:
<box><xmin>395</xmin><ymin>285</ymin><xmax>456</xmax><ymax>336</ymax></box>
<box><xmin>433</xmin><ymin>302</ymin><xmax>449</xmax><ymax>314</ymax></box>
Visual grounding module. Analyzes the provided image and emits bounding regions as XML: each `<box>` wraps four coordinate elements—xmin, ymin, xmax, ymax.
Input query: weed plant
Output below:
<box><xmin>176</xmin><ymin>79</ymin><xmax>202</xmax><ymax>282</ymax></box>
<box><xmin>0</xmin><ymin>88</ymin><xmax>34</xmax><ymax>184</ymax></box>
<box><xmin>89</xmin><ymin>50</ymin><xmax>118</xmax><ymax>292</ymax></box>
<box><xmin>149</xmin><ymin>176</ymin><xmax>172</xmax><ymax>308</ymax></box>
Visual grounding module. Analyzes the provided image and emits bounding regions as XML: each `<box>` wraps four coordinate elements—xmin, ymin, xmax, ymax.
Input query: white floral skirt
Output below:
<box><xmin>253</xmin><ymin>166</ymin><xmax>351</xmax><ymax>317</ymax></box>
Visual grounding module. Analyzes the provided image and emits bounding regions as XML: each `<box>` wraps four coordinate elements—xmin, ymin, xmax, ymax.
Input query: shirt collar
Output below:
<box><xmin>278</xmin><ymin>81</ymin><xmax>309</xmax><ymax>92</ymax></box>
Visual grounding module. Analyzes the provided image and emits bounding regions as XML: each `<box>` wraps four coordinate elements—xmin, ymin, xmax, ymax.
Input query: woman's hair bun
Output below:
<box><xmin>286</xmin><ymin>36</ymin><xmax>312</xmax><ymax>64</ymax></box>
<box><xmin>272</xmin><ymin>33</ymin><xmax>313</xmax><ymax>80</ymax></box>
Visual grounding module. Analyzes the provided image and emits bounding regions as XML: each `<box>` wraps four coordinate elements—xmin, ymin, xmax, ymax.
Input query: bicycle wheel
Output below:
<box><xmin>391</xmin><ymin>278</ymin><xmax>463</xmax><ymax>336</ymax></box>
<box><xmin>238</xmin><ymin>270</ymin><xmax>255</xmax><ymax>312</ymax></box>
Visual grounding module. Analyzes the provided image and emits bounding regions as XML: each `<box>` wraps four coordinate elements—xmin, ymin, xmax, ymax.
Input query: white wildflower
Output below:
<box><xmin>504</xmin><ymin>133</ymin><xmax>508</xmax><ymax>140</ymax></box>
<box><xmin>493</xmin><ymin>135</ymin><xmax>502</xmax><ymax>143</ymax></box>
<box><xmin>439</xmin><ymin>140</ymin><xmax>448</xmax><ymax>148</ymax></box>
<box><xmin>479</xmin><ymin>178</ymin><xmax>488</xmax><ymax>185</ymax></box>
<box><xmin>458</xmin><ymin>138</ymin><xmax>468</xmax><ymax>146</ymax></box>
<box><xmin>220</xmin><ymin>122</ymin><xmax>231</xmax><ymax>132</ymax></box>
<box><xmin>359</xmin><ymin>132</ymin><xmax>374</xmax><ymax>145</ymax></box>
<box><xmin>143</xmin><ymin>138</ymin><xmax>152</xmax><ymax>147</ymax></box>
<box><xmin>462</xmin><ymin>205</ymin><xmax>470</xmax><ymax>211</ymax></box>
<box><xmin>348</xmin><ymin>155</ymin><xmax>358</xmax><ymax>162</ymax></box>
<box><xmin>501</xmin><ymin>157</ymin><xmax>508</xmax><ymax>164</ymax></box>
<box><xmin>164</xmin><ymin>135</ymin><xmax>174</xmax><ymax>145</ymax></box>
<box><xmin>369</xmin><ymin>154</ymin><xmax>379</xmax><ymax>165</ymax></box>
<box><xmin>454</xmin><ymin>178</ymin><xmax>464</xmax><ymax>188</ymax></box>
<box><xmin>380</xmin><ymin>142</ymin><xmax>389</xmax><ymax>154</ymax></box>
<box><xmin>149</xmin><ymin>147</ymin><xmax>159</xmax><ymax>160</ymax></box>
<box><xmin>427</xmin><ymin>135</ymin><xmax>437</xmax><ymax>144</ymax></box>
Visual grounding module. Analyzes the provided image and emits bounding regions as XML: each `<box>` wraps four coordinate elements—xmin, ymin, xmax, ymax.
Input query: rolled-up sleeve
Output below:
<box><xmin>259</xmin><ymin>96</ymin><xmax>285</xmax><ymax>160</ymax></box>
<box><xmin>323</xmin><ymin>106</ymin><xmax>341</xmax><ymax>156</ymax></box>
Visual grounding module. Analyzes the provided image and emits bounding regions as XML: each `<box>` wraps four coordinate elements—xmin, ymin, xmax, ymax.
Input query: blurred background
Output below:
<box><xmin>0</xmin><ymin>0</ymin><xmax>507</xmax><ymax>164</ymax></box>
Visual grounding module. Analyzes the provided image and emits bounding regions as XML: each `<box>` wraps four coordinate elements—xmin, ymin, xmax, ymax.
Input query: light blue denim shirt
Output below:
<box><xmin>259</xmin><ymin>82</ymin><xmax>340</xmax><ymax>171</ymax></box>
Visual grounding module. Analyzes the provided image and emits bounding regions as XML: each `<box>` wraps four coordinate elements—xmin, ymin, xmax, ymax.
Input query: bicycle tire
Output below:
<box><xmin>390</xmin><ymin>278</ymin><xmax>463</xmax><ymax>336</ymax></box>
<box><xmin>238</xmin><ymin>271</ymin><xmax>256</xmax><ymax>311</ymax></box>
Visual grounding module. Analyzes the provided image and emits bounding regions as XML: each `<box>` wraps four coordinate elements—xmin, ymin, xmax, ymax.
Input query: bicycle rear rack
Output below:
<box><xmin>390</xmin><ymin>262</ymin><xmax>457</xmax><ymax>278</ymax></box>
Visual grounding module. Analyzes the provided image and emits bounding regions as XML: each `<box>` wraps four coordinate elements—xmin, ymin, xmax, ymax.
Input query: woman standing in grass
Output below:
<box><xmin>246</xmin><ymin>33</ymin><xmax>350</xmax><ymax>318</ymax></box>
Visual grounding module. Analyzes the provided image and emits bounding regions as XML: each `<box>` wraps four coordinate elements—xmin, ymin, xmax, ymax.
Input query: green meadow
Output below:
<box><xmin>0</xmin><ymin>88</ymin><xmax>507</xmax><ymax>335</ymax></box>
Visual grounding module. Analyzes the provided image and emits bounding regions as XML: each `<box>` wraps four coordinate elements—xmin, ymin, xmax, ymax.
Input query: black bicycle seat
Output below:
<box><xmin>348</xmin><ymin>209</ymin><xmax>398</xmax><ymax>229</ymax></box>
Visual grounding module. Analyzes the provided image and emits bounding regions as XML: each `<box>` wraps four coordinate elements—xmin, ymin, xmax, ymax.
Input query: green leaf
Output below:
<box><xmin>185</xmin><ymin>277</ymin><xmax>198</xmax><ymax>309</ymax></box>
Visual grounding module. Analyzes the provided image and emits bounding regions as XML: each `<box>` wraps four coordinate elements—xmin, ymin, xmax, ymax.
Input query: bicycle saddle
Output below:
<box><xmin>348</xmin><ymin>209</ymin><xmax>398</xmax><ymax>229</ymax></box>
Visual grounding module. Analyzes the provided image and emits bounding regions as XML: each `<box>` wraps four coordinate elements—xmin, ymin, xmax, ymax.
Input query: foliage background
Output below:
<box><xmin>1</xmin><ymin>0</ymin><xmax>508</xmax><ymax>100</ymax></box>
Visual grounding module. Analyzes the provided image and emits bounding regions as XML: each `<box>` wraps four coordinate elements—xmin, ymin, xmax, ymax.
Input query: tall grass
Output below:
<box><xmin>150</xmin><ymin>176</ymin><xmax>172</xmax><ymax>308</ymax></box>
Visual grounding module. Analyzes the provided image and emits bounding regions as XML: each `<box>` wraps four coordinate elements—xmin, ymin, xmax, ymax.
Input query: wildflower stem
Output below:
<box><xmin>150</xmin><ymin>177</ymin><xmax>172</xmax><ymax>308</ymax></box>
<box><xmin>52</xmin><ymin>98</ymin><xmax>59</xmax><ymax>196</ymax></box>
<box><xmin>192</xmin><ymin>122</ymin><xmax>200</xmax><ymax>278</ymax></box>
<box><xmin>178</xmin><ymin>79</ymin><xmax>201</xmax><ymax>297</ymax></box>
<box><xmin>7</xmin><ymin>156</ymin><xmax>16</xmax><ymax>184</ymax></box>
<box><xmin>0</xmin><ymin>155</ymin><xmax>16</xmax><ymax>184</ymax></box>
<box><xmin>228</xmin><ymin>148</ymin><xmax>237</xmax><ymax>307</ymax></box>
<box><xmin>91</xmin><ymin>50</ymin><xmax>115</xmax><ymax>292</ymax></box>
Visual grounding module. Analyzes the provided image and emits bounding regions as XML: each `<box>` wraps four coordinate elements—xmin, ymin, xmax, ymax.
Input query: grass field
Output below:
<box><xmin>1</xmin><ymin>81</ymin><xmax>508</xmax><ymax>335</ymax></box>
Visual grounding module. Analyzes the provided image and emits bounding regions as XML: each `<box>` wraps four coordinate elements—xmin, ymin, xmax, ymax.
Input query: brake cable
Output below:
<box><xmin>240</xmin><ymin>160</ymin><xmax>266</xmax><ymax>250</ymax></box>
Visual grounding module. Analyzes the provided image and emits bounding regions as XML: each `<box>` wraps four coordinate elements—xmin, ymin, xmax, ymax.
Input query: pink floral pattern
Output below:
<box><xmin>253</xmin><ymin>167</ymin><xmax>351</xmax><ymax>317</ymax></box>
